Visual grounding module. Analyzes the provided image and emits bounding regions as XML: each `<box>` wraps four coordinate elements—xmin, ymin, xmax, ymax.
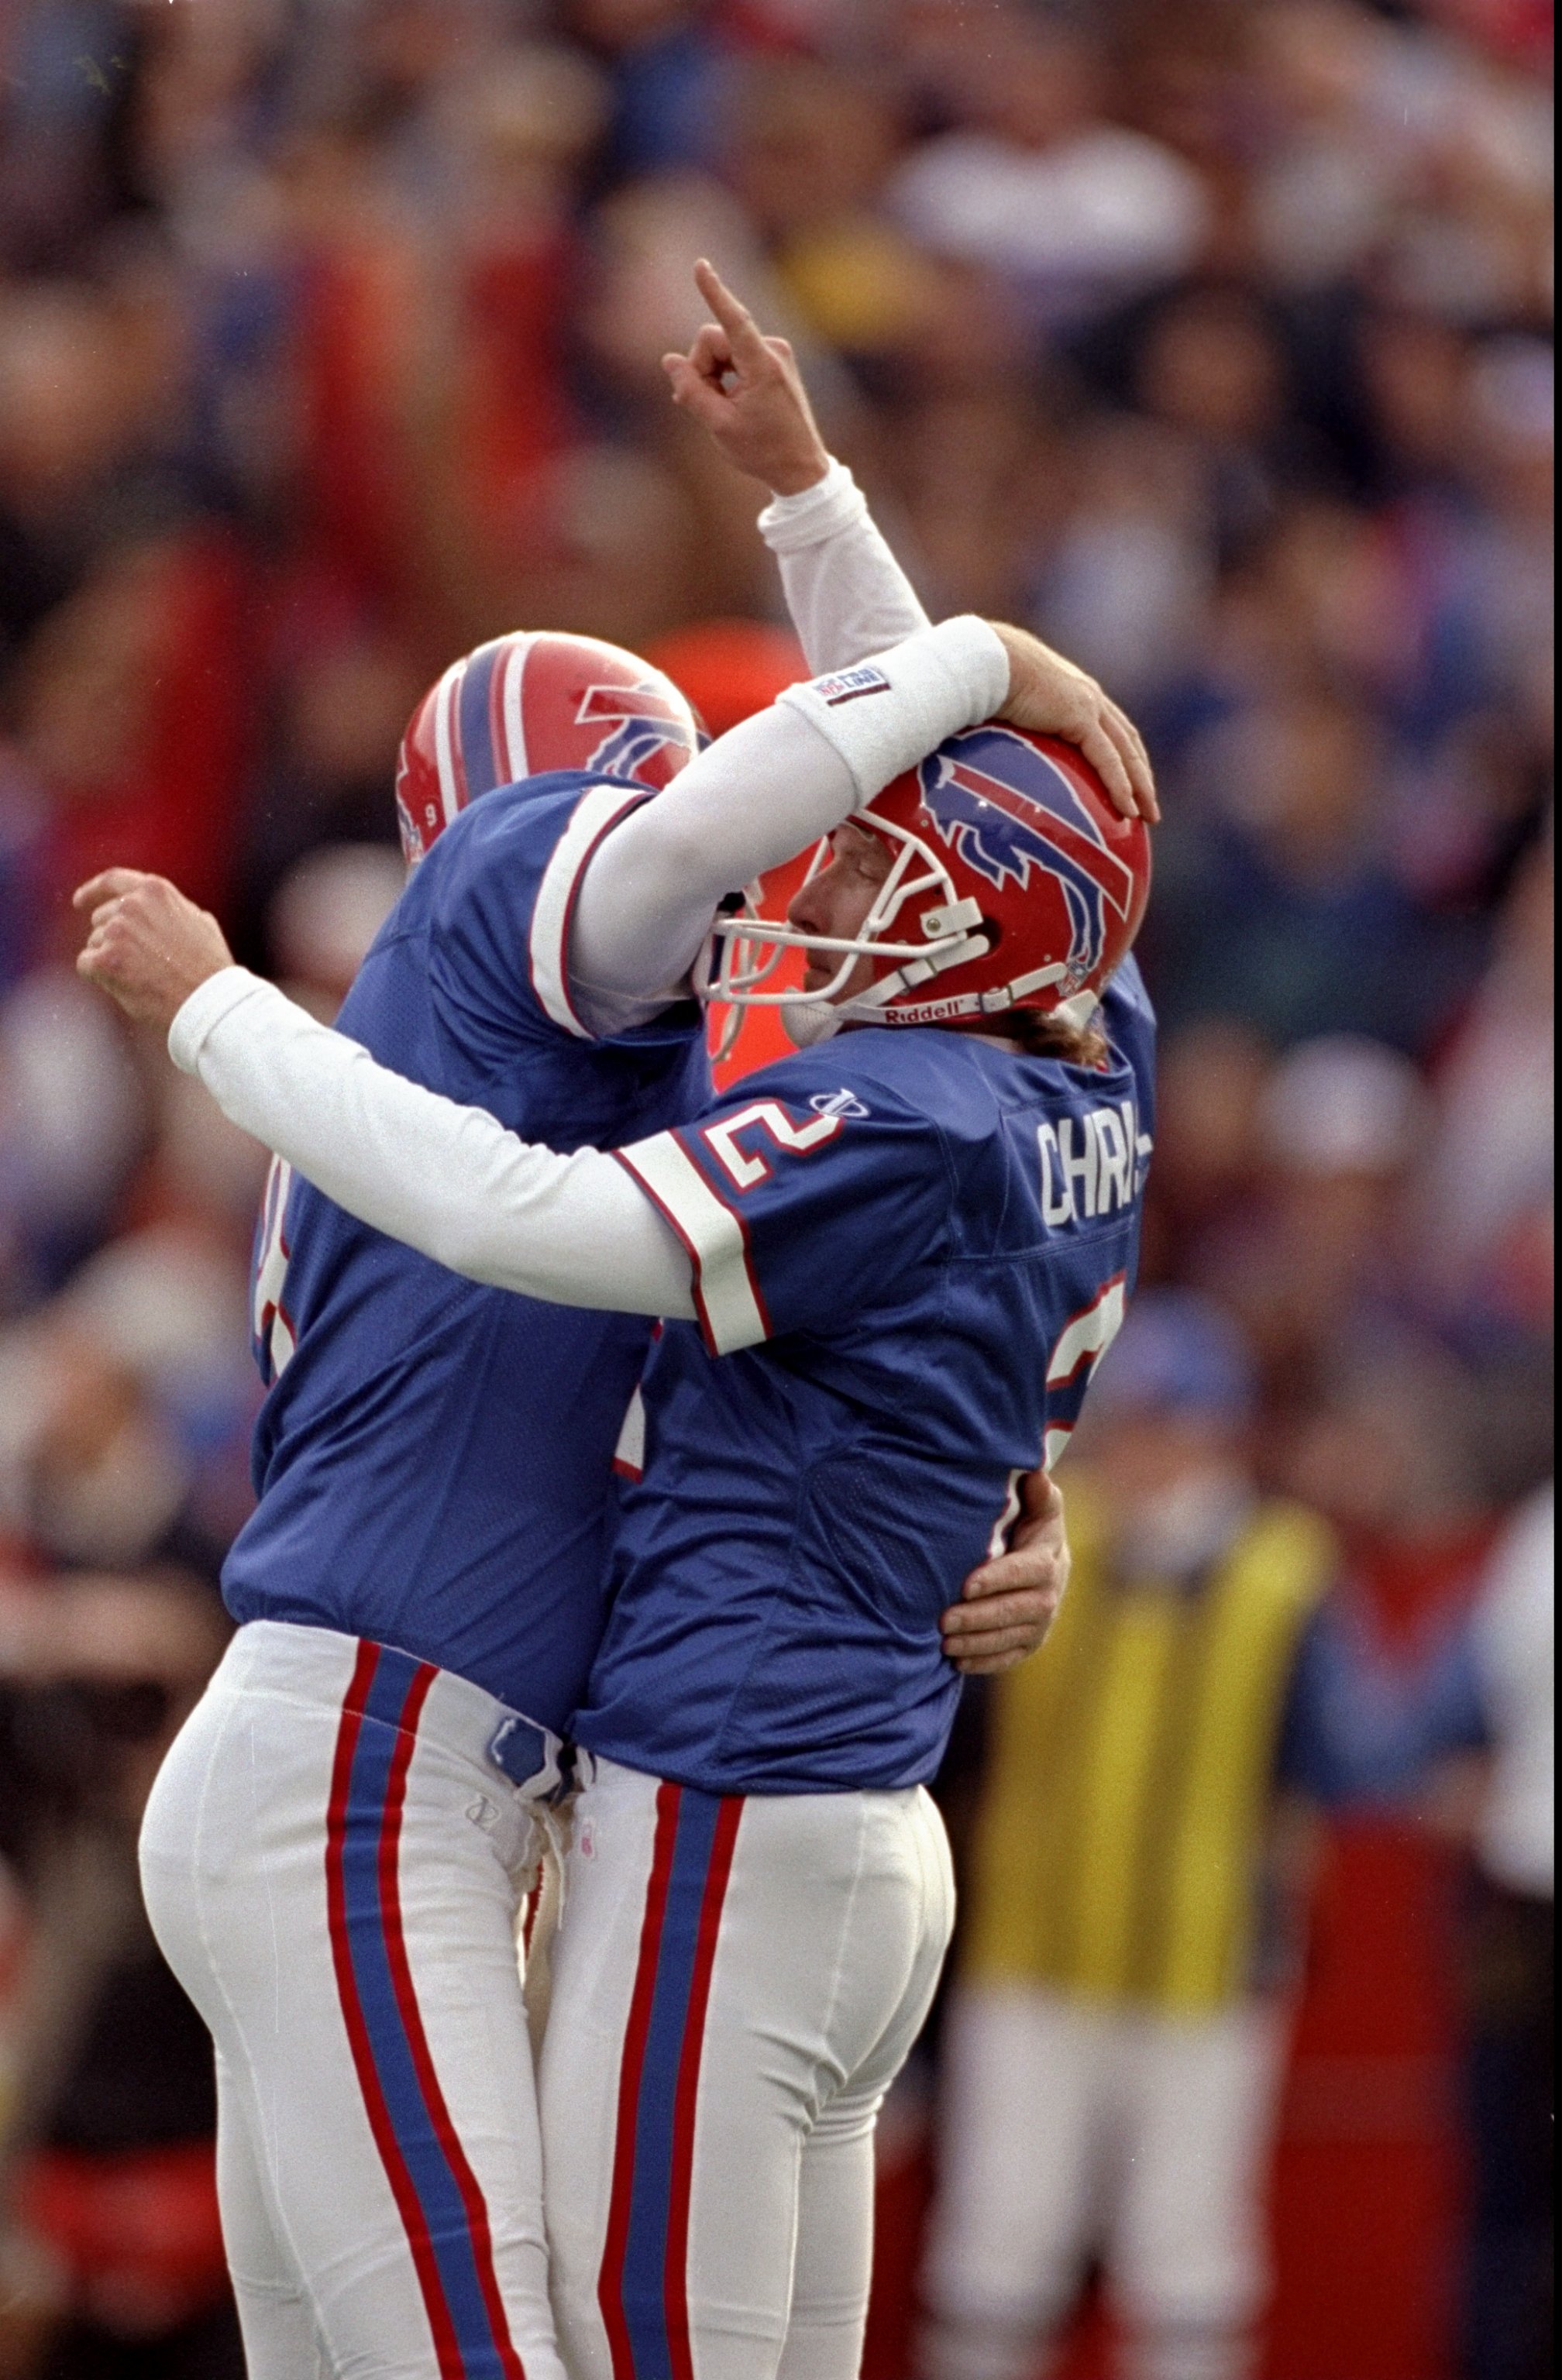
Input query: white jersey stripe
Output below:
<box><xmin>501</xmin><ymin>636</ymin><xmax>530</xmax><ymax>783</ymax></box>
<box><xmin>614</xmin><ymin>1136</ymin><xmax>768</xmax><ymax>1356</ymax></box>
<box><xmin>433</xmin><ymin>660</ymin><xmax>466</xmax><ymax>829</ymax></box>
<box><xmin>528</xmin><ymin>782</ymin><xmax>652</xmax><ymax>1037</ymax></box>
<box><xmin>612</xmin><ymin>1384</ymin><xmax>646</xmax><ymax>1481</ymax></box>
<box><xmin>1047</xmin><ymin>1274</ymin><xmax>1126</xmax><ymax>1388</ymax></box>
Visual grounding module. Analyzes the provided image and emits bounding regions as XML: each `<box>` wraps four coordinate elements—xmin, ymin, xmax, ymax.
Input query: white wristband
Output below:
<box><xmin>168</xmin><ymin>967</ymin><xmax>274</xmax><ymax>1073</ymax></box>
<box><xmin>777</xmin><ymin>616</ymin><xmax>1008</xmax><ymax>800</ymax></box>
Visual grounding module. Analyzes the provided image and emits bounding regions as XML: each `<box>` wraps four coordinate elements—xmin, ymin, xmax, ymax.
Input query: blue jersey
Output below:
<box><xmin>222</xmin><ymin>773</ymin><xmax>711</xmax><ymax>1729</ymax></box>
<box><xmin>576</xmin><ymin>959</ymin><xmax>1157</xmax><ymax>1794</ymax></box>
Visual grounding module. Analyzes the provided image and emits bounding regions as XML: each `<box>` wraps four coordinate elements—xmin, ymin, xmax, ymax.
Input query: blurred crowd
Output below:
<box><xmin>0</xmin><ymin>2</ymin><xmax>1550</xmax><ymax>2376</ymax></box>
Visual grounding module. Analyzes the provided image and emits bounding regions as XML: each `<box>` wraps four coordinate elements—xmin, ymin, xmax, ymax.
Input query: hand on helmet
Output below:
<box><xmin>663</xmin><ymin>260</ymin><xmax>831</xmax><ymax>498</ymax></box>
<box><xmin>987</xmin><ymin>621</ymin><xmax>1159</xmax><ymax>824</ymax></box>
<box><xmin>74</xmin><ymin>869</ymin><xmax>235</xmax><ymax>1030</ymax></box>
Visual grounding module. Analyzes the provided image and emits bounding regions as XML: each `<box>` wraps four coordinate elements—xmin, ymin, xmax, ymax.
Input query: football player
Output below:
<box><xmin>74</xmin><ymin>269</ymin><xmax>1151</xmax><ymax>2380</ymax></box>
<box><xmin>78</xmin><ymin>691</ymin><xmax>1154</xmax><ymax>2380</ymax></box>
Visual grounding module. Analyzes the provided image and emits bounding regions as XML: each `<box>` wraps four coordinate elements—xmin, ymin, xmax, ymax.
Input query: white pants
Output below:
<box><xmin>921</xmin><ymin>1986</ymin><xmax>1288</xmax><ymax>2380</ymax></box>
<box><xmin>139</xmin><ymin>1620</ymin><xmax>567</xmax><ymax>2380</ymax></box>
<box><xmin>538</xmin><ymin>1753</ymin><xmax>956</xmax><ymax>2380</ymax></box>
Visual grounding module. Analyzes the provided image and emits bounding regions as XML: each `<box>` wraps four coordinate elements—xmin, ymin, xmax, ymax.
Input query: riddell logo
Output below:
<box><xmin>879</xmin><ymin>994</ymin><xmax>972</xmax><ymax>1025</ymax></box>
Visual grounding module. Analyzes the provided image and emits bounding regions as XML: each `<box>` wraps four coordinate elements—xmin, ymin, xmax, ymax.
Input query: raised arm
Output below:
<box><xmin>759</xmin><ymin>462</ymin><xmax>930</xmax><ymax>676</ymax></box>
<box><xmin>571</xmin><ymin>267</ymin><xmax>1154</xmax><ymax>1032</ymax></box>
<box><xmin>664</xmin><ymin>260</ymin><xmax>929</xmax><ymax>670</ymax></box>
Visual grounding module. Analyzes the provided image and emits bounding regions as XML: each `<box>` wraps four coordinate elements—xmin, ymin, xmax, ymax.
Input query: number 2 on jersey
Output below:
<box><xmin>984</xmin><ymin>1272</ymin><xmax>1128</xmax><ymax>1558</ymax></box>
<box><xmin>253</xmin><ymin>1157</ymin><xmax>298</xmax><ymax>1381</ymax></box>
<box><xmin>700</xmin><ymin>1099</ymin><xmax>843</xmax><ymax>1192</ymax></box>
<box><xmin>1044</xmin><ymin>1272</ymin><xmax>1126</xmax><ymax>1470</ymax></box>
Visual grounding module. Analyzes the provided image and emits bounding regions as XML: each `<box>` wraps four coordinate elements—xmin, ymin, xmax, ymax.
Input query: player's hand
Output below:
<box><xmin>986</xmin><ymin>621</ymin><xmax>1158</xmax><ymax>823</ymax></box>
<box><xmin>662</xmin><ymin>259</ymin><xmax>831</xmax><ymax>497</ymax></box>
<box><xmin>941</xmin><ymin>1469</ymin><xmax>1070</xmax><ymax>1675</ymax></box>
<box><xmin>74</xmin><ymin>868</ymin><xmax>236</xmax><ymax>1030</ymax></box>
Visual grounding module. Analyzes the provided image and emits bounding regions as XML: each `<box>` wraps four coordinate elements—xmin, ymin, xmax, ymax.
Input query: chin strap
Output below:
<box><xmin>780</xmin><ymin>922</ymin><xmax>990</xmax><ymax>1047</ymax></box>
<box><xmin>782</xmin><ymin>999</ymin><xmax>843</xmax><ymax>1048</ymax></box>
<box><xmin>784</xmin><ymin>958</ymin><xmax>1103</xmax><ymax>1046</ymax></box>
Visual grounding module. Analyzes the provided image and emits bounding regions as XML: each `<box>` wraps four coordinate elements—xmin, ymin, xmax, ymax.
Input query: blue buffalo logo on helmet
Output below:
<box><xmin>576</xmin><ymin>680</ymin><xmax>705</xmax><ymax>782</ymax></box>
<box><xmin>918</xmin><ymin>727</ymin><xmax>1137</xmax><ymax>982</ymax></box>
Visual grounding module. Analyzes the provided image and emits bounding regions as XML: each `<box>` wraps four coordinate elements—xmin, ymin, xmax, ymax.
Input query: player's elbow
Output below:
<box><xmin>416</xmin><ymin>1202</ymin><xmax>509</xmax><ymax>1288</ymax></box>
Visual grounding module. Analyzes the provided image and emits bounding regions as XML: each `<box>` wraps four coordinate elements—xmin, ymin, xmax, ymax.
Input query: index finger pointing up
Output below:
<box><xmin>693</xmin><ymin>258</ymin><xmax>770</xmax><ymax>368</ymax></box>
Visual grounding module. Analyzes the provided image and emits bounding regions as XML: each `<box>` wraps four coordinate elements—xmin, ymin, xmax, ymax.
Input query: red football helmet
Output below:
<box><xmin>706</xmin><ymin>723</ymin><xmax>1151</xmax><ymax>1043</ymax></box>
<box><xmin>395</xmin><ymin>630</ymin><xmax>702</xmax><ymax>866</ymax></box>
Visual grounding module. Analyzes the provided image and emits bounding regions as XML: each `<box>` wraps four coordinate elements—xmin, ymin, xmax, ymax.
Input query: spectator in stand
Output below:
<box><xmin>726</xmin><ymin>57</ymin><xmax>942</xmax><ymax>365</ymax></box>
<box><xmin>1409</xmin><ymin>835</ymin><xmax>1553</xmax><ymax>1336</ymax></box>
<box><xmin>1279</xmin><ymin>1481</ymin><xmax>1553</xmax><ymax>2380</ymax></box>
<box><xmin>568</xmin><ymin>0</ymin><xmax>735</xmax><ymax>183</ymax></box>
<box><xmin>1148</xmin><ymin>684</ymin><xmax>1481</xmax><ymax>1052</ymax></box>
<box><xmin>0</xmin><ymin>1567</ymin><xmax>239</xmax><ymax>2380</ymax></box>
<box><xmin>1192</xmin><ymin>1033</ymin><xmax>1431</xmax><ymax>1415</ymax></box>
<box><xmin>889</xmin><ymin>9</ymin><xmax>1212</xmax><ymax>332</ymax></box>
<box><xmin>919</xmin><ymin>1294</ymin><xmax>1337</xmax><ymax>2380</ymax></box>
<box><xmin>1455</xmin><ymin>1485</ymin><xmax>1553</xmax><ymax>2380</ymax></box>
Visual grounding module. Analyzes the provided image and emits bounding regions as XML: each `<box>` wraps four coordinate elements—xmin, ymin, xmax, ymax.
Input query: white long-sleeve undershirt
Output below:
<box><xmin>568</xmin><ymin>461</ymin><xmax>944</xmax><ymax>1034</ymax></box>
<box><xmin>757</xmin><ymin>459</ymin><xmax>933</xmax><ymax>673</ymax></box>
<box><xmin>164</xmin><ymin>469</ymin><xmax>971</xmax><ymax>1327</ymax></box>
<box><xmin>174</xmin><ymin>971</ymin><xmax>697</xmax><ymax>1319</ymax></box>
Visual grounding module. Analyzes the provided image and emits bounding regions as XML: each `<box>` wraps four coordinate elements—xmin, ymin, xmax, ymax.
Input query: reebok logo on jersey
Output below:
<box><xmin>808</xmin><ymin>1089</ymin><xmax>871</xmax><ymax>1119</ymax></box>
<box><xmin>814</xmin><ymin>666</ymin><xmax>892</xmax><ymax>706</ymax></box>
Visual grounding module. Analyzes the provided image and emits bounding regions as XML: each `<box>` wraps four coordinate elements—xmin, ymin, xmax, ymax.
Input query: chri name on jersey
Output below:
<box><xmin>1039</xmin><ymin>1102</ymin><xmax>1150</xmax><ymax>1227</ymax></box>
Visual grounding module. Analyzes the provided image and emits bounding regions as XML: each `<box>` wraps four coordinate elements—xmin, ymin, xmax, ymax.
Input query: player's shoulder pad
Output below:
<box><xmin>820</xmin><ymin>1024</ymin><xmax>1025</xmax><ymax>1146</ymax></box>
<box><xmin>421</xmin><ymin>771</ymin><xmax>610</xmax><ymax>900</ymax></box>
<box><xmin>710</xmin><ymin>1033</ymin><xmax>950</xmax><ymax>1137</ymax></box>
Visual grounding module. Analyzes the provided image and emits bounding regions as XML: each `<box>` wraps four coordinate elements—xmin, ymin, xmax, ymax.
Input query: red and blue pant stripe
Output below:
<box><xmin>325</xmin><ymin>1639</ymin><xmax>526</xmax><ymax>2380</ymax></box>
<box><xmin>599</xmin><ymin>1781</ymin><xmax>744</xmax><ymax>2380</ymax></box>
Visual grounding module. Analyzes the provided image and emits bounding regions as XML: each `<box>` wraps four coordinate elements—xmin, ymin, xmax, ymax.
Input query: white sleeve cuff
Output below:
<box><xmin>756</xmin><ymin>459</ymin><xmax>869</xmax><ymax>554</ymax></box>
<box><xmin>168</xmin><ymin>967</ymin><xmax>274</xmax><ymax>1073</ymax></box>
<box><xmin>614</xmin><ymin>1134</ymin><xmax>769</xmax><ymax>1357</ymax></box>
<box><xmin>776</xmin><ymin>614</ymin><xmax>1009</xmax><ymax>800</ymax></box>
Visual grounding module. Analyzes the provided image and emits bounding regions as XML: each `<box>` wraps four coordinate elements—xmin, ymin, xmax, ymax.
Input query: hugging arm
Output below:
<box><xmin>661</xmin><ymin>260</ymin><xmax>930</xmax><ymax>672</ymax></box>
<box><xmin>170</xmin><ymin>969</ymin><xmax>1065</xmax><ymax>1668</ymax></box>
<box><xmin>172</xmin><ymin>972</ymin><xmax>697</xmax><ymax>1320</ymax></box>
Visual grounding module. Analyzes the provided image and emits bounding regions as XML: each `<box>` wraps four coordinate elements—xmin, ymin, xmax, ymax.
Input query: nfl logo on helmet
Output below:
<box><xmin>919</xmin><ymin>728</ymin><xmax>1137</xmax><ymax>984</ymax></box>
